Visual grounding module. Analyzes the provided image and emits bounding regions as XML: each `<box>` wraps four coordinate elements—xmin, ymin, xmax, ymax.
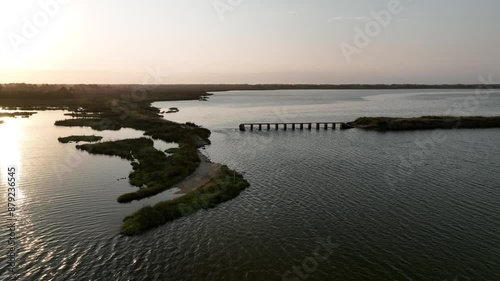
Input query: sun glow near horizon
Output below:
<box><xmin>1</xmin><ymin>0</ymin><xmax>500</xmax><ymax>84</ymax></box>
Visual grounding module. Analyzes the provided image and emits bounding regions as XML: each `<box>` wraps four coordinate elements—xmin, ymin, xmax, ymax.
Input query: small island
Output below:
<box><xmin>0</xmin><ymin>111</ymin><xmax>37</xmax><ymax>125</ymax></box>
<box><xmin>58</xmin><ymin>135</ymin><xmax>103</xmax><ymax>143</ymax></box>
<box><xmin>64</xmin><ymin>112</ymin><xmax>103</xmax><ymax>118</ymax></box>
<box><xmin>165</xmin><ymin>107</ymin><xmax>180</xmax><ymax>113</ymax></box>
<box><xmin>0</xmin><ymin>112</ymin><xmax>37</xmax><ymax>118</ymax></box>
<box><xmin>165</xmin><ymin>147</ymin><xmax>180</xmax><ymax>154</ymax></box>
<box><xmin>351</xmin><ymin>116</ymin><xmax>500</xmax><ymax>131</ymax></box>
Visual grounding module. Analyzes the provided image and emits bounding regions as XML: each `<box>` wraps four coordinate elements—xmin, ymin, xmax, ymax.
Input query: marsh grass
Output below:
<box><xmin>55</xmin><ymin>118</ymin><xmax>122</xmax><ymax>131</ymax></box>
<box><xmin>121</xmin><ymin>165</ymin><xmax>250</xmax><ymax>236</ymax></box>
<box><xmin>58</xmin><ymin>135</ymin><xmax>103</xmax><ymax>143</ymax></box>
<box><xmin>352</xmin><ymin>116</ymin><xmax>500</xmax><ymax>131</ymax></box>
<box><xmin>165</xmin><ymin>147</ymin><xmax>180</xmax><ymax>154</ymax></box>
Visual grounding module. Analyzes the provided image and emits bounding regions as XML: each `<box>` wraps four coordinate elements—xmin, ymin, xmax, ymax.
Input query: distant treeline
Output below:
<box><xmin>0</xmin><ymin>84</ymin><xmax>207</xmax><ymax>109</ymax></box>
<box><xmin>0</xmin><ymin>83</ymin><xmax>498</xmax><ymax>109</ymax></box>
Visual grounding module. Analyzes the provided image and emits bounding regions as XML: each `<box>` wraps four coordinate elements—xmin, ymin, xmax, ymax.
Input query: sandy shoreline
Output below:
<box><xmin>174</xmin><ymin>151</ymin><xmax>221</xmax><ymax>195</ymax></box>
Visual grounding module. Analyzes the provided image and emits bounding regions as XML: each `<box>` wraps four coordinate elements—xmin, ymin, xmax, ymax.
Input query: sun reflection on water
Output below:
<box><xmin>0</xmin><ymin>117</ymin><xmax>22</xmax><ymax>187</ymax></box>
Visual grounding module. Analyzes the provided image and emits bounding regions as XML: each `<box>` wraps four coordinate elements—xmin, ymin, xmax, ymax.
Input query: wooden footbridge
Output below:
<box><xmin>239</xmin><ymin>122</ymin><xmax>354</xmax><ymax>131</ymax></box>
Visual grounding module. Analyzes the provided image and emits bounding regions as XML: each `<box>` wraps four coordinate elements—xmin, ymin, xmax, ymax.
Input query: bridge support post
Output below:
<box><xmin>316</xmin><ymin>123</ymin><xmax>320</xmax><ymax>130</ymax></box>
<box><xmin>324</xmin><ymin>123</ymin><xmax>328</xmax><ymax>130</ymax></box>
<box><xmin>300</xmin><ymin>124</ymin><xmax>304</xmax><ymax>130</ymax></box>
<box><xmin>267</xmin><ymin>124</ymin><xmax>271</xmax><ymax>130</ymax></box>
<box><xmin>239</xmin><ymin>124</ymin><xmax>246</xmax><ymax>131</ymax></box>
<box><xmin>250</xmin><ymin>124</ymin><xmax>253</xmax><ymax>131</ymax></box>
<box><xmin>308</xmin><ymin>123</ymin><xmax>312</xmax><ymax>130</ymax></box>
<box><xmin>292</xmin><ymin>124</ymin><xmax>296</xmax><ymax>130</ymax></box>
<box><xmin>284</xmin><ymin>124</ymin><xmax>287</xmax><ymax>130</ymax></box>
<box><xmin>275</xmin><ymin>124</ymin><xmax>279</xmax><ymax>130</ymax></box>
<box><xmin>333</xmin><ymin>123</ymin><xmax>336</xmax><ymax>129</ymax></box>
<box><xmin>259</xmin><ymin>124</ymin><xmax>262</xmax><ymax>131</ymax></box>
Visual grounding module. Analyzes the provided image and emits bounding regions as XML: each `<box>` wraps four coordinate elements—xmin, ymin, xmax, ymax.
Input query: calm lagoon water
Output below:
<box><xmin>1</xmin><ymin>89</ymin><xmax>500</xmax><ymax>280</ymax></box>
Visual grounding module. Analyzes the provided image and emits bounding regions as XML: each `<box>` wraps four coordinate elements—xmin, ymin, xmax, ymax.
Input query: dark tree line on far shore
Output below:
<box><xmin>0</xmin><ymin>83</ymin><xmax>498</xmax><ymax>109</ymax></box>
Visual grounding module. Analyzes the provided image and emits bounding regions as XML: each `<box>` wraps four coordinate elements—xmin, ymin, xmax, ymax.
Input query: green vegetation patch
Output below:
<box><xmin>352</xmin><ymin>116</ymin><xmax>500</xmax><ymax>131</ymax></box>
<box><xmin>76</xmin><ymin>138</ymin><xmax>201</xmax><ymax>203</ymax></box>
<box><xmin>165</xmin><ymin>147</ymin><xmax>180</xmax><ymax>154</ymax></box>
<box><xmin>58</xmin><ymin>135</ymin><xmax>103</xmax><ymax>143</ymax></box>
<box><xmin>54</xmin><ymin>99</ymin><xmax>211</xmax><ymax>144</ymax></box>
<box><xmin>121</xmin><ymin>165</ymin><xmax>250</xmax><ymax>236</ymax></box>
<box><xmin>55</xmin><ymin>118</ymin><xmax>122</xmax><ymax>131</ymax></box>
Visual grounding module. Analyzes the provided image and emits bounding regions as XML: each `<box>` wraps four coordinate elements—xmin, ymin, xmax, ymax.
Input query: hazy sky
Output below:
<box><xmin>1</xmin><ymin>0</ymin><xmax>499</xmax><ymax>84</ymax></box>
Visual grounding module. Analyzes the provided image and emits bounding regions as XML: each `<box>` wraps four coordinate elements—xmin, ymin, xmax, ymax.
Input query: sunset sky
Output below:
<box><xmin>1</xmin><ymin>0</ymin><xmax>499</xmax><ymax>84</ymax></box>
